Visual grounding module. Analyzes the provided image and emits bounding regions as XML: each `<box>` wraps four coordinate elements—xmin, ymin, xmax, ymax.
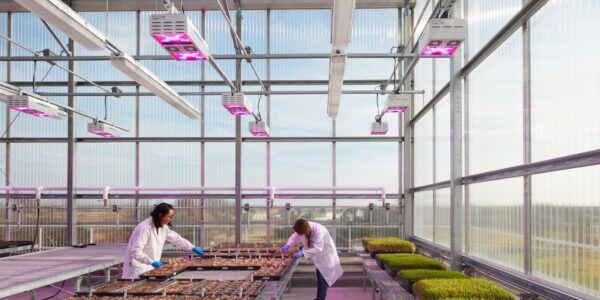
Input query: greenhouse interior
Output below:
<box><xmin>0</xmin><ymin>0</ymin><xmax>598</xmax><ymax>299</ymax></box>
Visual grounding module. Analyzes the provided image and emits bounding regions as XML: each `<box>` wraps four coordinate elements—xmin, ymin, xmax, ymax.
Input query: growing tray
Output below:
<box><xmin>384</xmin><ymin>264</ymin><xmax>399</xmax><ymax>278</ymax></box>
<box><xmin>82</xmin><ymin>279</ymin><xmax>146</xmax><ymax>296</ymax></box>
<box><xmin>189</xmin><ymin>265</ymin><xmax>261</xmax><ymax>271</ymax></box>
<box><xmin>140</xmin><ymin>266</ymin><xmax>187</xmax><ymax>280</ymax></box>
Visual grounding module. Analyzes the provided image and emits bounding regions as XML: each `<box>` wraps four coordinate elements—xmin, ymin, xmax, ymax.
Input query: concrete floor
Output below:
<box><xmin>281</xmin><ymin>287</ymin><xmax>371</xmax><ymax>300</ymax></box>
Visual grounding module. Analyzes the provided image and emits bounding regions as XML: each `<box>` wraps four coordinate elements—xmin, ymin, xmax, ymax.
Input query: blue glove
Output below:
<box><xmin>293</xmin><ymin>250</ymin><xmax>303</xmax><ymax>259</ymax></box>
<box><xmin>192</xmin><ymin>247</ymin><xmax>205</xmax><ymax>257</ymax></box>
<box><xmin>151</xmin><ymin>261</ymin><xmax>164</xmax><ymax>268</ymax></box>
<box><xmin>281</xmin><ymin>245</ymin><xmax>290</xmax><ymax>254</ymax></box>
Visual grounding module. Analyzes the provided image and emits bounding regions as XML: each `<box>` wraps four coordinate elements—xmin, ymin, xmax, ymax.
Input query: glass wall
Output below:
<box><xmin>410</xmin><ymin>0</ymin><xmax>600</xmax><ymax>297</ymax></box>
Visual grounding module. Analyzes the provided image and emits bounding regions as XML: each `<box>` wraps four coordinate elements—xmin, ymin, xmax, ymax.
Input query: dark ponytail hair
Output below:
<box><xmin>151</xmin><ymin>203</ymin><xmax>174</xmax><ymax>232</ymax></box>
<box><xmin>293</xmin><ymin>219</ymin><xmax>312</xmax><ymax>248</ymax></box>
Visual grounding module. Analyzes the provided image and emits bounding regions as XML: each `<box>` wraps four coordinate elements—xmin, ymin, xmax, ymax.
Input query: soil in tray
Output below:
<box><xmin>92</xmin><ymin>280</ymin><xmax>139</xmax><ymax>292</ymax></box>
<box><xmin>125</xmin><ymin>281</ymin><xmax>168</xmax><ymax>293</ymax></box>
<box><xmin>159</xmin><ymin>280</ymin><xmax>200</xmax><ymax>294</ymax></box>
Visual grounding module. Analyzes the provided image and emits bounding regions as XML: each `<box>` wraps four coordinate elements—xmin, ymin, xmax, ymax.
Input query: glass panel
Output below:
<box><xmin>467</xmin><ymin>31</ymin><xmax>523</xmax><ymax>174</ymax></box>
<box><xmin>337</xmin><ymin>143</ymin><xmax>399</xmax><ymax>194</ymax></box>
<box><xmin>435</xmin><ymin>188</ymin><xmax>450</xmax><ymax>247</ymax></box>
<box><xmin>435</xmin><ymin>95</ymin><xmax>450</xmax><ymax>182</ymax></box>
<box><xmin>532</xmin><ymin>166</ymin><xmax>600</xmax><ymax>297</ymax></box>
<box><xmin>139</xmin><ymin>143</ymin><xmax>200</xmax><ymax>186</ymax></box>
<box><xmin>466</xmin><ymin>0</ymin><xmax>521</xmax><ymax>59</ymax></box>
<box><xmin>11</xmin><ymin>143</ymin><xmax>67</xmax><ymax>186</ymax></box>
<box><xmin>414</xmin><ymin>191</ymin><xmax>434</xmax><ymax>241</ymax></box>
<box><xmin>271</xmin><ymin>143</ymin><xmax>331</xmax><ymax>187</ymax></box>
<box><xmin>530</xmin><ymin>0</ymin><xmax>600</xmax><ymax>161</ymax></box>
<box><xmin>468</xmin><ymin>178</ymin><xmax>523</xmax><ymax>270</ymax></box>
<box><xmin>414</xmin><ymin>111</ymin><xmax>433</xmax><ymax>187</ymax></box>
<box><xmin>77</xmin><ymin>143</ymin><xmax>135</xmax><ymax>186</ymax></box>
<box><xmin>205</xmin><ymin>142</ymin><xmax>235</xmax><ymax>187</ymax></box>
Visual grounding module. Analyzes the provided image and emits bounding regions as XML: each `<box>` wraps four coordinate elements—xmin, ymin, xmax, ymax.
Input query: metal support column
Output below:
<box><xmin>462</xmin><ymin>0</ymin><xmax>471</xmax><ymax>255</ymax></box>
<box><xmin>401</xmin><ymin>6</ymin><xmax>414</xmax><ymax>240</ymax></box>
<box><xmin>449</xmin><ymin>41</ymin><xmax>464</xmax><ymax>271</ymax></box>
<box><xmin>200</xmin><ymin>9</ymin><xmax>207</xmax><ymax>248</ymax></box>
<box><xmin>234</xmin><ymin>7</ymin><xmax>243</xmax><ymax>244</ymax></box>
<box><xmin>66</xmin><ymin>38</ymin><xmax>77</xmax><ymax>245</ymax></box>
<box><xmin>397</xmin><ymin>7</ymin><xmax>404</xmax><ymax>238</ymax></box>
<box><xmin>134</xmin><ymin>10</ymin><xmax>141</xmax><ymax>223</ymax></box>
<box><xmin>265</xmin><ymin>9</ymin><xmax>271</xmax><ymax>242</ymax></box>
<box><xmin>522</xmin><ymin>0</ymin><xmax>532</xmax><ymax>274</ymax></box>
<box><xmin>4</xmin><ymin>12</ymin><xmax>12</xmax><ymax>241</ymax></box>
<box><xmin>332</xmin><ymin>119</ymin><xmax>337</xmax><ymax>242</ymax></box>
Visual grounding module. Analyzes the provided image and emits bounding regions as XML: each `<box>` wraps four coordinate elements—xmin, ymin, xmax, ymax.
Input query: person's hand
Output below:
<box><xmin>293</xmin><ymin>250</ymin><xmax>303</xmax><ymax>259</ymax></box>
<box><xmin>192</xmin><ymin>247</ymin><xmax>205</xmax><ymax>257</ymax></box>
<box><xmin>151</xmin><ymin>261</ymin><xmax>164</xmax><ymax>268</ymax></box>
<box><xmin>281</xmin><ymin>245</ymin><xmax>291</xmax><ymax>254</ymax></box>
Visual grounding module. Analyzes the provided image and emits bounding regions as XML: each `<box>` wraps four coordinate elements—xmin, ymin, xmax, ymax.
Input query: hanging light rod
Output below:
<box><xmin>0</xmin><ymin>53</ymin><xmax>414</xmax><ymax>62</ymax></box>
<box><xmin>37</xmin><ymin>90</ymin><xmax>425</xmax><ymax>97</ymax></box>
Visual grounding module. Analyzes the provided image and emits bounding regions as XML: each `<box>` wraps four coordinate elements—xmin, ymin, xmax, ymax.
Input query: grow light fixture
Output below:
<box><xmin>222</xmin><ymin>93</ymin><xmax>253</xmax><ymax>116</ymax></box>
<box><xmin>384</xmin><ymin>94</ymin><xmax>410</xmax><ymax>113</ymax></box>
<box><xmin>327</xmin><ymin>53</ymin><xmax>346</xmax><ymax>118</ymax></box>
<box><xmin>327</xmin><ymin>0</ymin><xmax>355</xmax><ymax>118</ymax></box>
<box><xmin>110</xmin><ymin>53</ymin><xmax>201</xmax><ymax>118</ymax></box>
<box><xmin>5</xmin><ymin>94</ymin><xmax>66</xmax><ymax>119</ymax></box>
<box><xmin>370</xmin><ymin>121</ymin><xmax>388</xmax><ymax>135</ymax></box>
<box><xmin>249</xmin><ymin>120</ymin><xmax>270</xmax><ymax>137</ymax></box>
<box><xmin>419</xmin><ymin>18</ymin><xmax>466</xmax><ymax>57</ymax></box>
<box><xmin>15</xmin><ymin>0</ymin><xmax>107</xmax><ymax>51</ymax></box>
<box><xmin>150</xmin><ymin>13</ymin><xmax>209</xmax><ymax>61</ymax></box>
<box><xmin>87</xmin><ymin>121</ymin><xmax>124</xmax><ymax>138</ymax></box>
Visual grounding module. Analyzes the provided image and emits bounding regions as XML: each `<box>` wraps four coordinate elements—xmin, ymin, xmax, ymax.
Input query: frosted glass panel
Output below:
<box><xmin>414</xmin><ymin>191</ymin><xmax>434</xmax><ymax>241</ymax></box>
<box><xmin>435</xmin><ymin>96</ymin><xmax>450</xmax><ymax>182</ymax></box>
<box><xmin>469</xmin><ymin>178</ymin><xmax>523</xmax><ymax>270</ymax></box>
<box><xmin>467</xmin><ymin>0</ymin><xmax>521</xmax><ymax>59</ymax></box>
<box><xmin>532</xmin><ymin>166</ymin><xmax>600</xmax><ymax>297</ymax></box>
<box><xmin>530</xmin><ymin>0</ymin><xmax>600</xmax><ymax>161</ymax></box>
<box><xmin>435</xmin><ymin>188</ymin><xmax>450</xmax><ymax>247</ymax></box>
<box><xmin>140</xmin><ymin>143</ymin><xmax>200</xmax><ymax>186</ymax></box>
<box><xmin>77</xmin><ymin>143</ymin><xmax>135</xmax><ymax>186</ymax></box>
<box><xmin>337</xmin><ymin>143</ymin><xmax>399</xmax><ymax>194</ymax></box>
<box><xmin>414</xmin><ymin>112</ymin><xmax>433</xmax><ymax>187</ymax></box>
<box><xmin>468</xmin><ymin>31</ymin><xmax>523</xmax><ymax>174</ymax></box>
<box><xmin>271</xmin><ymin>143</ymin><xmax>331</xmax><ymax>187</ymax></box>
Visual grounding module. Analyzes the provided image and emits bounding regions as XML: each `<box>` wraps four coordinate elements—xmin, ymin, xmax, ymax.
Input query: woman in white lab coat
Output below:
<box><xmin>122</xmin><ymin>203</ymin><xmax>205</xmax><ymax>279</ymax></box>
<box><xmin>282</xmin><ymin>219</ymin><xmax>343</xmax><ymax>300</ymax></box>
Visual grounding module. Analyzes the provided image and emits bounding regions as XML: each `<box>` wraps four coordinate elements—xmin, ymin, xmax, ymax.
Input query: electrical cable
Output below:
<box><xmin>256</xmin><ymin>93</ymin><xmax>263</xmax><ymax>121</ymax></box>
<box><xmin>40</xmin><ymin>280</ymin><xmax>66</xmax><ymax>300</ymax></box>
<box><xmin>104</xmin><ymin>95</ymin><xmax>108</xmax><ymax>120</ymax></box>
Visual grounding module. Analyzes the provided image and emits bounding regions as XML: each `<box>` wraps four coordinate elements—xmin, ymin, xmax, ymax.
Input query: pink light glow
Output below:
<box><xmin>152</xmin><ymin>34</ymin><xmax>192</xmax><ymax>45</ymax></box>
<box><xmin>9</xmin><ymin>106</ymin><xmax>50</xmax><ymax>117</ymax></box>
<box><xmin>384</xmin><ymin>107</ymin><xmax>408</xmax><ymax>113</ymax></box>
<box><xmin>88</xmin><ymin>130</ymin><xmax>117</xmax><ymax>138</ymax></box>
<box><xmin>249</xmin><ymin>130</ymin><xmax>269</xmax><ymax>137</ymax></box>
<box><xmin>170</xmin><ymin>51</ymin><xmax>207</xmax><ymax>61</ymax></box>
<box><xmin>370</xmin><ymin>130</ymin><xmax>387</xmax><ymax>135</ymax></box>
<box><xmin>223</xmin><ymin>104</ymin><xmax>252</xmax><ymax>115</ymax></box>
<box><xmin>420</xmin><ymin>46</ymin><xmax>458</xmax><ymax>56</ymax></box>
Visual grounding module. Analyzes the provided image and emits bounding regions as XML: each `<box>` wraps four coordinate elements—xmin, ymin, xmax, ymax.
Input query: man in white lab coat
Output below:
<box><xmin>122</xmin><ymin>203</ymin><xmax>205</xmax><ymax>279</ymax></box>
<box><xmin>282</xmin><ymin>219</ymin><xmax>343</xmax><ymax>300</ymax></box>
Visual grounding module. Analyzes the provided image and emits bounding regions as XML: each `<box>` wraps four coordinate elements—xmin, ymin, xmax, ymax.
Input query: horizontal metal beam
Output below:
<box><xmin>410</xmin><ymin>180</ymin><xmax>450</xmax><ymax>193</ymax></box>
<box><xmin>0</xmin><ymin>136</ymin><xmax>403</xmax><ymax>143</ymax></box>
<box><xmin>0</xmin><ymin>0</ymin><xmax>415</xmax><ymax>12</ymax></box>
<box><xmin>8</xmin><ymin>79</ymin><xmax>400</xmax><ymax>87</ymax></box>
<box><xmin>0</xmin><ymin>53</ymin><xmax>414</xmax><ymax>62</ymax></box>
<box><xmin>411</xmin><ymin>238</ymin><xmax>594</xmax><ymax>300</ymax></box>
<box><xmin>36</xmin><ymin>90</ymin><xmax>424</xmax><ymax>97</ymax></box>
<box><xmin>410</xmin><ymin>149</ymin><xmax>600</xmax><ymax>192</ymax></box>
<box><xmin>0</xmin><ymin>193</ymin><xmax>402</xmax><ymax>200</ymax></box>
<box><xmin>461</xmin><ymin>148</ymin><xmax>600</xmax><ymax>185</ymax></box>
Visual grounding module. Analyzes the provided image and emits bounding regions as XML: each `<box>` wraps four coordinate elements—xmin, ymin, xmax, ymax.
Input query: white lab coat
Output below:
<box><xmin>285</xmin><ymin>222</ymin><xmax>343</xmax><ymax>286</ymax></box>
<box><xmin>122</xmin><ymin>217</ymin><xmax>194</xmax><ymax>279</ymax></box>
